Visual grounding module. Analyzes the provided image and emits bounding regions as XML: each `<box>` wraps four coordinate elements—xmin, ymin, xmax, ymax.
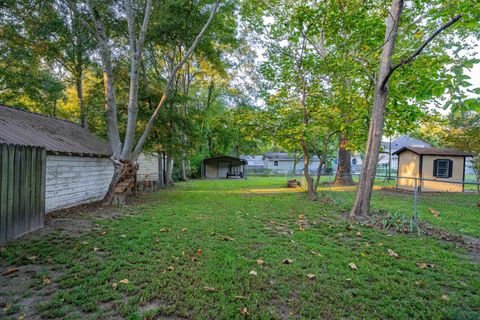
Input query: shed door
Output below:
<box><xmin>218</xmin><ymin>161</ymin><xmax>230</xmax><ymax>178</ymax></box>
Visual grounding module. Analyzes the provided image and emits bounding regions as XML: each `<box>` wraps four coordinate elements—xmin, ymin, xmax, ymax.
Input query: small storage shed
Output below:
<box><xmin>393</xmin><ymin>147</ymin><xmax>472</xmax><ymax>192</ymax></box>
<box><xmin>201</xmin><ymin>156</ymin><xmax>247</xmax><ymax>179</ymax></box>
<box><xmin>0</xmin><ymin>105</ymin><xmax>114</xmax><ymax>212</ymax></box>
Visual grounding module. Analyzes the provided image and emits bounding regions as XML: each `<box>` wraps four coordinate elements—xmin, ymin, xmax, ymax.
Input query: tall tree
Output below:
<box><xmin>350</xmin><ymin>0</ymin><xmax>473</xmax><ymax>217</ymax></box>
<box><xmin>76</xmin><ymin>0</ymin><xmax>220</xmax><ymax>203</ymax></box>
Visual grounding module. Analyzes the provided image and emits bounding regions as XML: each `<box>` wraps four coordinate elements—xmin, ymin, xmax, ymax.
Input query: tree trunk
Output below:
<box><xmin>104</xmin><ymin>159</ymin><xmax>137</xmax><ymax>206</ymax></box>
<box><xmin>165</xmin><ymin>155</ymin><xmax>174</xmax><ymax>186</ymax></box>
<box><xmin>301</xmin><ymin>141</ymin><xmax>315</xmax><ymax>200</ymax></box>
<box><xmin>76</xmin><ymin>73</ymin><xmax>86</xmax><ymax>128</ymax></box>
<box><xmin>158</xmin><ymin>152</ymin><xmax>165</xmax><ymax>188</ymax></box>
<box><xmin>52</xmin><ymin>98</ymin><xmax>57</xmax><ymax>117</ymax></box>
<box><xmin>314</xmin><ymin>159</ymin><xmax>325</xmax><ymax>193</ymax></box>
<box><xmin>181</xmin><ymin>159</ymin><xmax>188</xmax><ymax>181</ymax></box>
<box><xmin>334</xmin><ymin>135</ymin><xmax>353</xmax><ymax>185</ymax></box>
<box><xmin>350</xmin><ymin>0</ymin><xmax>403</xmax><ymax>218</ymax></box>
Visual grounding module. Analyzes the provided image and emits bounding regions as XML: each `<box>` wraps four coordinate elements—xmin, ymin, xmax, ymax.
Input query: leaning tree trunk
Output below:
<box><xmin>104</xmin><ymin>159</ymin><xmax>138</xmax><ymax>206</ymax></box>
<box><xmin>334</xmin><ymin>135</ymin><xmax>354</xmax><ymax>185</ymax></box>
<box><xmin>350</xmin><ymin>0</ymin><xmax>403</xmax><ymax>218</ymax></box>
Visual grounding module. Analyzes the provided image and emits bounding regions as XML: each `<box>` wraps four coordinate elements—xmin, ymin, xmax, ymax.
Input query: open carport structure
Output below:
<box><xmin>201</xmin><ymin>156</ymin><xmax>247</xmax><ymax>179</ymax></box>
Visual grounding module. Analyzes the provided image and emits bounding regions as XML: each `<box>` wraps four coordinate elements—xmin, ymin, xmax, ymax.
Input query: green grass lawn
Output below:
<box><xmin>1</xmin><ymin>177</ymin><xmax>479</xmax><ymax>319</ymax></box>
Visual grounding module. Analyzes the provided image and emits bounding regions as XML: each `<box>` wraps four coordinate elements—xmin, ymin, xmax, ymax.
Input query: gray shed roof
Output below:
<box><xmin>0</xmin><ymin>105</ymin><xmax>112</xmax><ymax>157</ymax></box>
<box><xmin>393</xmin><ymin>146</ymin><xmax>472</xmax><ymax>157</ymax></box>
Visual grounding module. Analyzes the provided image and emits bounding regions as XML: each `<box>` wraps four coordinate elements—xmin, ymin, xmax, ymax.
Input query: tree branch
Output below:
<box><xmin>381</xmin><ymin>14</ymin><xmax>462</xmax><ymax>89</ymax></box>
<box><xmin>132</xmin><ymin>0</ymin><xmax>220</xmax><ymax>158</ymax></box>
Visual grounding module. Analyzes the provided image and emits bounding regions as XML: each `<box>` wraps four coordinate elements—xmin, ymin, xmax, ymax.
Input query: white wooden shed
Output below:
<box><xmin>0</xmin><ymin>105</ymin><xmax>115</xmax><ymax>212</ymax></box>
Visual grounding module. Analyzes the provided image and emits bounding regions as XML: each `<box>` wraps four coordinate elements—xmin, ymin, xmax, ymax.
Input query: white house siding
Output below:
<box><xmin>265</xmin><ymin>159</ymin><xmax>321</xmax><ymax>172</ymax></box>
<box><xmin>137</xmin><ymin>153</ymin><xmax>159</xmax><ymax>182</ymax></box>
<box><xmin>45</xmin><ymin>155</ymin><xmax>114</xmax><ymax>213</ymax></box>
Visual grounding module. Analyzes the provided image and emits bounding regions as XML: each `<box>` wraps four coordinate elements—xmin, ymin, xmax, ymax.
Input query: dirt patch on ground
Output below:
<box><xmin>421</xmin><ymin>225</ymin><xmax>480</xmax><ymax>263</ymax></box>
<box><xmin>0</xmin><ymin>192</ymin><xmax>162</xmax><ymax>319</ymax></box>
<box><xmin>0</xmin><ymin>264</ymin><xmax>62</xmax><ymax>320</ymax></box>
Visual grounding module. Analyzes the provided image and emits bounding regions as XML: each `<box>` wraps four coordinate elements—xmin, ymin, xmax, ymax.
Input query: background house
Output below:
<box><xmin>381</xmin><ymin>135</ymin><xmax>431</xmax><ymax>171</ymax></box>
<box><xmin>262</xmin><ymin>152</ymin><xmax>322</xmax><ymax>173</ymax></box>
<box><xmin>394</xmin><ymin>147</ymin><xmax>472</xmax><ymax>192</ymax></box>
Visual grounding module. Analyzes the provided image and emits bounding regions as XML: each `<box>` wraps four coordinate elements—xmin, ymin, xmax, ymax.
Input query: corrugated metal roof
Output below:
<box><xmin>393</xmin><ymin>146</ymin><xmax>472</xmax><ymax>157</ymax></box>
<box><xmin>0</xmin><ymin>105</ymin><xmax>112</xmax><ymax>157</ymax></box>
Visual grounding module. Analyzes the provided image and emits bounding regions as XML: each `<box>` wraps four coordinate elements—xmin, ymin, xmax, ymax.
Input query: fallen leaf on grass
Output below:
<box><xmin>235</xmin><ymin>295</ymin><xmax>247</xmax><ymax>299</ymax></box>
<box><xmin>346</xmin><ymin>224</ymin><xmax>353</xmax><ymax>231</ymax></box>
<box><xmin>310</xmin><ymin>250</ymin><xmax>322</xmax><ymax>256</ymax></box>
<box><xmin>3</xmin><ymin>267</ymin><xmax>18</xmax><ymax>275</ymax></box>
<box><xmin>160</xmin><ymin>228</ymin><xmax>170</xmax><ymax>232</ymax></box>
<box><xmin>440</xmin><ymin>294</ymin><xmax>449</xmax><ymax>301</ymax></box>
<box><xmin>3</xmin><ymin>304</ymin><xmax>11</xmax><ymax>312</ymax></box>
<box><xmin>416</xmin><ymin>262</ymin><xmax>436</xmax><ymax>269</ymax></box>
<box><xmin>387</xmin><ymin>249</ymin><xmax>399</xmax><ymax>258</ymax></box>
<box><xmin>360</xmin><ymin>252</ymin><xmax>367</xmax><ymax>257</ymax></box>
<box><xmin>167</xmin><ymin>266</ymin><xmax>175</xmax><ymax>271</ymax></box>
<box><xmin>298</xmin><ymin>214</ymin><xmax>305</xmax><ymax>219</ymax></box>
<box><xmin>18</xmin><ymin>313</ymin><xmax>25</xmax><ymax>320</ymax></box>
<box><xmin>81</xmin><ymin>240</ymin><xmax>89</xmax><ymax>245</ymax></box>
<box><xmin>27</xmin><ymin>256</ymin><xmax>37</xmax><ymax>261</ymax></box>
<box><xmin>223</xmin><ymin>236</ymin><xmax>235</xmax><ymax>241</ymax></box>
<box><xmin>93</xmin><ymin>247</ymin><xmax>100</xmax><ymax>252</ymax></box>
<box><xmin>256</xmin><ymin>259</ymin><xmax>265</xmax><ymax>265</ymax></box>
<box><xmin>415</xmin><ymin>280</ymin><xmax>424</xmax><ymax>286</ymax></box>
<box><xmin>299</xmin><ymin>225</ymin><xmax>305</xmax><ymax>232</ymax></box>
<box><xmin>240</xmin><ymin>307</ymin><xmax>250</xmax><ymax>316</ymax></box>
<box><xmin>197</xmin><ymin>249</ymin><xmax>203</xmax><ymax>256</ymax></box>
<box><xmin>43</xmin><ymin>277</ymin><xmax>51</xmax><ymax>286</ymax></box>
<box><xmin>349</xmin><ymin>263</ymin><xmax>358</xmax><ymax>270</ymax></box>
<box><xmin>249</xmin><ymin>270</ymin><xmax>257</xmax><ymax>276</ymax></box>
<box><xmin>112</xmin><ymin>282</ymin><xmax>118</xmax><ymax>289</ymax></box>
<box><xmin>120</xmin><ymin>235</ymin><xmax>126</xmax><ymax>238</ymax></box>
<box><xmin>181</xmin><ymin>228</ymin><xmax>188</xmax><ymax>232</ymax></box>
<box><xmin>210</xmin><ymin>232</ymin><xmax>216</xmax><ymax>236</ymax></box>
<box><xmin>204</xmin><ymin>287</ymin><xmax>216</xmax><ymax>292</ymax></box>
<box><xmin>282</xmin><ymin>259</ymin><xmax>294</xmax><ymax>264</ymax></box>
<box><xmin>429</xmin><ymin>208</ymin><xmax>440</xmax><ymax>217</ymax></box>
<box><xmin>355</xmin><ymin>232</ymin><xmax>362</xmax><ymax>237</ymax></box>
<box><xmin>119</xmin><ymin>279</ymin><xmax>130</xmax><ymax>284</ymax></box>
<box><xmin>306</xmin><ymin>273</ymin><xmax>316</xmax><ymax>280</ymax></box>
<box><xmin>336</xmin><ymin>232</ymin><xmax>343</xmax><ymax>238</ymax></box>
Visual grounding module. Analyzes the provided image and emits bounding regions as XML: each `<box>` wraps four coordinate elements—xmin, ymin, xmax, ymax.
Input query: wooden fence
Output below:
<box><xmin>0</xmin><ymin>144</ymin><xmax>46</xmax><ymax>245</ymax></box>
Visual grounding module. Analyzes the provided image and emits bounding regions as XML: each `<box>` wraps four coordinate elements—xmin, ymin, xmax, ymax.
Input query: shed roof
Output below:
<box><xmin>0</xmin><ymin>105</ymin><xmax>112</xmax><ymax>157</ymax></box>
<box><xmin>203</xmin><ymin>155</ymin><xmax>247</xmax><ymax>164</ymax></box>
<box><xmin>393</xmin><ymin>146</ymin><xmax>472</xmax><ymax>157</ymax></box>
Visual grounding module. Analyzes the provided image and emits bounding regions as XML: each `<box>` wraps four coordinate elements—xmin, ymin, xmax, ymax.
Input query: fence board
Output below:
<box><xmin>0</xmin><ymin>144</ymin><xmax>7</xmax><ymax>244</ymax></box>
<box><xmin>0</xmin><ymin>143</ymin><xmax>46</xmax><ymax>244</ymax></box>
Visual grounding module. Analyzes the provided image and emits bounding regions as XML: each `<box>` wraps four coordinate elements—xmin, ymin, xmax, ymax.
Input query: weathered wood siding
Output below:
<box><xmin>45</xmin><ymin>155</ymin><xmax>114</xmax><ymax>212</ymax></box>
<box><xmin>137</xmin><ymin>153</ymin><xmax>159</xmax><ymax>182</ymax></box>
<box><xmin>0</xmin><ymin>144</ymin><xmax>46</xmax><ymax>245</ymax></box>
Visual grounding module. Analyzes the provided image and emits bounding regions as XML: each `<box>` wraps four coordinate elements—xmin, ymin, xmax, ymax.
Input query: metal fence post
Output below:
<box><xmin>413</xmin><ymin>178</ymin><xmax>418</xmax><ymax>226</ymax></box>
